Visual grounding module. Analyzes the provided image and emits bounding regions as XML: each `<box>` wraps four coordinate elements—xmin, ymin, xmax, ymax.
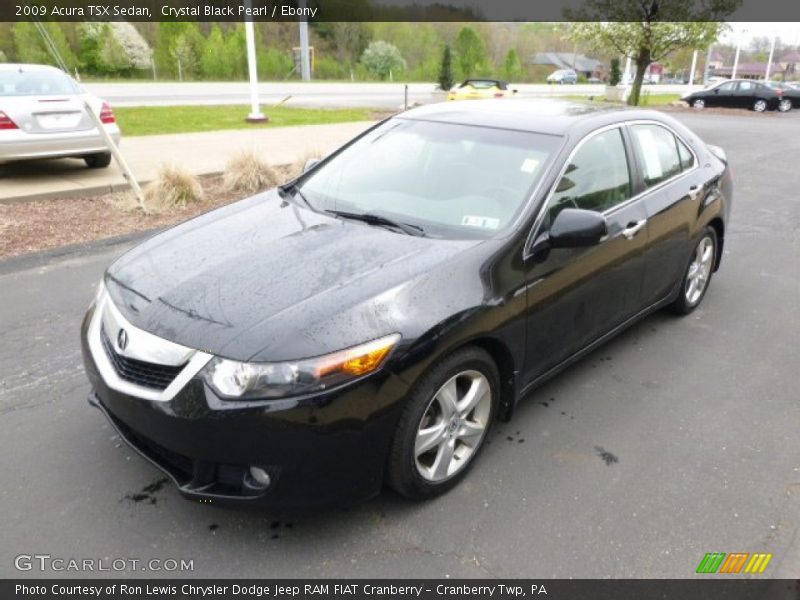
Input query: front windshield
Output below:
<box><xmin>297</xmin><ymin>118</ymin><xmax>561</xmax><ymax>239</ymax></box>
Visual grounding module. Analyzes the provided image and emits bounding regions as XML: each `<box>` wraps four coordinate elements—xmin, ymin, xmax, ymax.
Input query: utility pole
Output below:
<box><xmin>299</xmin><ymin>0</ymin><xmax>311</xmax><ymax>81</ymax></box>
<box><xmin>688</xmin><ymin>50</ymin><xmax>698</xmax><ymax>85</ymax></box>
<box><xmin>244</xmin><ymin>0</ymin><xmax>267</xmax><ymax>123</ymax></box>
<box><xmin>765</xmin><ymin>35</ymin><xmax>777</xmax><ymax>81</ymax></box>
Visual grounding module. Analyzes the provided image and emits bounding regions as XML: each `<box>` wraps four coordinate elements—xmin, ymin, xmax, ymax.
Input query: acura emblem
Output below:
<box><xmin>117</xmin><ymin>328</ymin><xmax>129</xmax><ymax>351</ymax></box>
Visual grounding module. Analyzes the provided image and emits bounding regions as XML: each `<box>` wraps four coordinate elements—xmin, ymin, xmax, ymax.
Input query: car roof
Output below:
<box><xmin>0</xmin><ymin>63</ymin><xmax>66</xmax><ymax>73</ymax></box>
<box><xmin>399</xmin><ymin>99</ymin><xmax>671</xmax><ymax>137</ymax></box>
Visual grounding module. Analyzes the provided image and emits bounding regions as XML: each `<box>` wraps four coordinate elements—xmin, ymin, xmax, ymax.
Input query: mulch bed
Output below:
<box><xmin>0</xmin><ymin>174</ymin><xmax>256</xmax><ymax>261</ymax></box>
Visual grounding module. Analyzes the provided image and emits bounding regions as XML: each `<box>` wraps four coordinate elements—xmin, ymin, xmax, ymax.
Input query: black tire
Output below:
<box><xmin>753</xmin><ymin>99</ymin><xmax>768</xmax><ymax>113</ymax></box>
<box><xmin>692</xmin><ymin>98</ymin><xmax>706</xmax><ymax>109</ymax></box>
<box><xmin>386</xmin><ymin>346</ymin><xmax>499</xmax><ymax>500</ymax></box>
<box><xmin>669</xmin><ymin>226</ymin><xmax>718</xmax><ymax>315</ymax></box>
<box><xmin>85</xmin><ymin>152</ymin><xmax>112</xmax><ymax>169</ymax></box>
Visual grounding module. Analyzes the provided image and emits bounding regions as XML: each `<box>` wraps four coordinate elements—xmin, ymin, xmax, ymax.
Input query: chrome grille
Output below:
<box><xmin>100</xmin><ymin>325</ymin><xmax>184</xmax><ymax>391</ymax></box>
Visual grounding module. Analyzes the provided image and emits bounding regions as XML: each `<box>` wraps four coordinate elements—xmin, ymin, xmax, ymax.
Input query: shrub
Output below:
<box><xmin>437</xmin><ymin>45</ymin><xmax>454</xmax><ymax>90</ymax></box>
<box><xmin>223</xmin><ymin>150</ymin><xmax>278</xmax><ymax>194</ymax></box>
<box><xmin>143</xmin><ymin>165</ymin><xmax>203</xmax><ymax>212</ymax></box>
<box><xmin>609</xmin><ymin>58</ymin><xmax>622</xmax><ymax>87</ymax></box>
<box><xmin>360</xmin><ymin>40</ymin><xmax>406</xmax><ymax>80</ymax></box>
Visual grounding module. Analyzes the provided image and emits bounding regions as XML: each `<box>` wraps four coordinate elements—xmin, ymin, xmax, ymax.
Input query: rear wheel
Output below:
<box><xmin>387</xmin><ymin>346</ymin><xmax>498</xmax><ymax>500</ymax></box>
<box><xmin>753</xmin><ymin>99</ymin><xmax>768</xmax><ymax>112</ymax></box>
<box><xmin>692</xmin><ymin>98</ymin><xmax>706</xmax><ymax>109</ymax></box>
<box><xmin>778</xmin><ymin>98</ymin><xmax>792</xmax><ymax>112</ymax></box>
<box><xmin>669</xmin><ymin>227</ymin><xmax>717</xmax><ymax>315</ymax></box>
<box><xmin>85</xmin><ymin>152</ymin><xmax>111</xmax><ymax>169</ymax></box>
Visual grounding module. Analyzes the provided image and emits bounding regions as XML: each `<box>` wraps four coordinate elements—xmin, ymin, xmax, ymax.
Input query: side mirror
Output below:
<box><xmin>303</xmin><ymin>158</ymin><xmax>321</xmax><ymax>173</ymax></box>
<box><xmin>549</xmin><ymin>208</ymin><xmax>608</xmax><ymax>248</ymax></box>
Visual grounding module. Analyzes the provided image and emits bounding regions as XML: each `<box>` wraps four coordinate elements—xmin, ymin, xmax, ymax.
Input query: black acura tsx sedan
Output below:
<box><xmin>81</xmin><ymin>100</ymin><xmax>732</xmax><ymax>507</ymax></box>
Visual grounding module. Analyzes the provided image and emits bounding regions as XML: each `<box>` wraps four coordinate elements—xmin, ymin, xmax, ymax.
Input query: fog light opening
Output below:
<box><xmin>245</xmin><ymin>466</ymin><xmax>272</xmax><ymax>490</ymax></box>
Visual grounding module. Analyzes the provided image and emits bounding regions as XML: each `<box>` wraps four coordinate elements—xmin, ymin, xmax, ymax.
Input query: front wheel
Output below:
<box><xmin>753</xmin><ymin>99</ymin><xmax>768</xmax><ymax>112</ymax></box>
<box><xmin>669</xmin><ymin>227</ymin><xmax>718</xmax><ymax>315</ymax></box>
<box><xmin>386</xmin><ymin>346</ymin><xmax>498</xmax><ymax>500</ymax></box>
<box><xmin>692</xmin><ymin>98</ymin><xmax>706</xmax><ymax>109</ymax></box>
<box><xmin>778</xmin><ymin>98</ymin><xmax>792</xmax><ymax>112</ymax></box>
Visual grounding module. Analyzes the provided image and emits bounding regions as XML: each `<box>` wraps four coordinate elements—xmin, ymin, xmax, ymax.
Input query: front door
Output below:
<box><xmin>522</xmin><ymin>127</ymin><xmax>648</xmax><ymax>386</ymax></box>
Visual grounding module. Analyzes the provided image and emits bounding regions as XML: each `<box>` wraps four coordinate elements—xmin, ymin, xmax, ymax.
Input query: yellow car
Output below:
<box><xmin>447</xmin><ymin>79</ymin><xmax>518</xmax><ymax>101</ymax></box>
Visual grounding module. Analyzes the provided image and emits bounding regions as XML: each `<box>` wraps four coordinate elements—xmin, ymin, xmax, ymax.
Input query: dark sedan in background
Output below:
<box><xmin>81</xmin><ymin>100</ymin><xmax>732</xmax><ymax>508</ymax></box>
<box><xmin>765</xmin><ymin>81</ymin><xmax>800</xmax><ymax>111</ymax></box>
<box><xmin>683</xmin><ymin>78</ymin><xmax>788</xmax><ymax>112</ymax></box>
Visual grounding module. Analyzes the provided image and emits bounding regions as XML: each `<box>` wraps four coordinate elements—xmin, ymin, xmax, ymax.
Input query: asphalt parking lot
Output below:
<box><xmin>0</xmin><ymin>110</ymin><xmax>798</xmax><ymax>579</ymax></box>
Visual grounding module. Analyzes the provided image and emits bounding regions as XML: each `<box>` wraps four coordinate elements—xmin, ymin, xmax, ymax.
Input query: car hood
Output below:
<box><xmin>106</xmin><ymin>191</ymin><xmax>483</xmax><ymax>362</ymax></box>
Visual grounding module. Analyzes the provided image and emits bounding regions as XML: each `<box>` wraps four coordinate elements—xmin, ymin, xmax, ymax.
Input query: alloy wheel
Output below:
<box><xmin>754</xmin><ymin>99</ymin><xmax>768</xmax><ymax>112</ymax></box>
<box><xmin>414</xmin><ymin>370</ymin><xmax>492</xmax><ymax>482</ymax></box>
<box><xmin>778</xmin><ymin>99</ymin><xmax>792</xmax><ymax>112</ymax></box>
<box><xmin>693</xmin><ymin>99</ymin><xmax>705</xmax><ymax>109</ymax></box>
<box><xmin>685</xmin><ymin>236</ymin><xmax>715</xmax><ymax>305</ymax></box>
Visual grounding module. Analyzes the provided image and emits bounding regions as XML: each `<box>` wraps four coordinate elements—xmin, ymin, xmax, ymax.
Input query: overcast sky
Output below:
<box><xmin>721</xmin><ymin>22</ymin><xmax>800</xmax><ymax>45</ymax></box>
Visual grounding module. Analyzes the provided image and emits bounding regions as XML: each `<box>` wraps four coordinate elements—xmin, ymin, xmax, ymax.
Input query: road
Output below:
<box><xmin>1</xmin><ymin>112</ymin><xmax>798</xmax><ymax>579</ymax></box>
<box><xmin>83</xmin><ymin>81</ymin><xmax>695</xmax><ymax>109</ymax></box>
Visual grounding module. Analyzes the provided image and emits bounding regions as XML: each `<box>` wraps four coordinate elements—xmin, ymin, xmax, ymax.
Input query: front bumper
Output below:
<box><xmin>80</xmin><ymin>301</ymin><xmax>410</xmax><ymax>509</ymax></box>
<box><xmin>0</xmin><ymin>125</ymin><xmax>121</xmax><ymax>162</ymax></box>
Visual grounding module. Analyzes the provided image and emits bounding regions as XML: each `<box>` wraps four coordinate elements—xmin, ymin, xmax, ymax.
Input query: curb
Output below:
<box><xmin>0</xmin><ymin>171</ymin><xmax>225</xmax><ymax>205</ymax></box>
<box><xmin>0</xmin><ymin>228</ymin><xmax>163</xmax><ymax>276</ymax></box>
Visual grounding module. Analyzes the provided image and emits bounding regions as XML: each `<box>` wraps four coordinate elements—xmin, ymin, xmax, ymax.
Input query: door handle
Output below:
<box><xmin>621</xmin><ymin>219</ymin><xmax>647</xmax><ymax>240</ymax></box>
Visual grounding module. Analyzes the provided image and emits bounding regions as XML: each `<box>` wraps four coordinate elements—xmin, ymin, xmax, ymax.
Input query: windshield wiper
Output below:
<box><xmin>277</xmin><ymin>181</ymin><xmax>313</xmax><ymax>209</ymax></box>
<box><xmin>325</xmin><ymin>210</ymin><xmax>425</xmax><ymax>237</ymax></box>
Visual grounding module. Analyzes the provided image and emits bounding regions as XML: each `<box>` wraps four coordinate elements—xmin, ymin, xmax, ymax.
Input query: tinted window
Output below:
<box><xmin>548</xmin><ymin>128</ymin><xmax>632</xmax><ymax>219</ymax></box>
<box><xmin>718</xmin><ymin>82</ymin><xmax>736</xmax><ymax>92</ymax></box>
<box><xmin>631</xmin><ymin>125</ymin><xmax>682</xmax><ymax>187</ymax></box>
<box><xmin>737</xmin><ymin>81</ymin><xmax>755</xmax><ymax>91</ymax></box>
<box><xmin>677</xmin><ymin>138</ymin><xmax>694</xmax><ymax>171</ymax></box>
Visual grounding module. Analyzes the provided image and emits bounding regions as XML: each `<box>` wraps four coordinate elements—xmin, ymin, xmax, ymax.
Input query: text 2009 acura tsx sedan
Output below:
<box><xmin>81</xmin><ymin>100</ymin><xmax>732</xmax><ymax>507</ymax></box>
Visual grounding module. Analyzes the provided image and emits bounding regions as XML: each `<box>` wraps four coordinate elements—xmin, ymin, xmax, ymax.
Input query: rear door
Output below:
<box><xmin>733</xmin><ymin>80</ymin><xmax>757</xmax><ymax>109</ymax></box>
<box><xmin>522</xmin><ymin>126</ymin><xmax>648</xmax><ymax>384</ymax></box>
<box><xmin>628</xmin><ymin>123</ymin><xmax>706</xmax><ymax>305</ymax></box>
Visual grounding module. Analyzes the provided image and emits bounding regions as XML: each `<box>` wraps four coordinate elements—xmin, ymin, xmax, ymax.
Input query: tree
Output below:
<box><xmin>360</xmin><ymin>40</ymin><xmax>406</xmax><ymax>80</ymax></box>
<box><xmin>200</xmin><ymin>24</ymin><xmax>228</xmax><ymax>80</ymax></box>
<box><xmin>502</xmin><ymin>48</ymin><xmax>523</xmax><ymax>81</ymax></box>
<box><xmin>13</xmin><ymin>23</ymin><xmax>77</xmax><ymax>70</ymax></box>
<box><xmin>80</xmin><ymin>23</ymin><xmax>151</xmax><ymax>76</ymax></box>
<box><xmin>568</xmin><ymin>0</ymin><xmax>739</xmax><ymax>105</ymax></box>
<box><xmin>438</xmin><ymin>44</ymin><xmax>455</xmax><ymax>90</ymax></box>
<box><xmin>453</xmin><ymin>26</ymin><xmax>488</xmax><ymax>79</ymax></box>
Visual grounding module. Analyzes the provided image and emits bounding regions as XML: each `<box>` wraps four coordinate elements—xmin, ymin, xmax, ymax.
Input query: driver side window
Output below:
<box><xmin>548</xmin><ymin>128</ymin><xmax>632</xmax><ymax>223</ymax></box>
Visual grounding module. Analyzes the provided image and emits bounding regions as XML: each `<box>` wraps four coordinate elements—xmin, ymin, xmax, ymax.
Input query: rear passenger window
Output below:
<box><xmin>631</xmin><ymin>124</ymin><xmax>682</xmax><ymax>187</ymax></box>
<box><xmin>676</xmin><ymin>138</ymin><xmax>694</xmax><ymax>171</ymax></box>
<box><xmin>548</xmin><ymin>128</ymin><xmax>632</xmax><ymax>220</ymax></box>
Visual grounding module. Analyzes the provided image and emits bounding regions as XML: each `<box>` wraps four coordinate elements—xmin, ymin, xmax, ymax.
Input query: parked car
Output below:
<box><xmin>663</xmin><ymin>77</ymin><xmax>687</xmax><ymax>84</ymax></box>
<box><xmin>683</xmin><ymin>79</ymin><xmax>785</xmax><ymax>112</ymax></box>
<box><xmin>82</xmin><ymin>100</ymin><xmax>732</xmax><ymax>507</ymax></box>
<box><xmin>764</xmin><ymin>81</ymin><xmax>798</xmax><ymax>111</ymax></box>
<box><xmin>0</xmin><ymin>64</ymin><xmax>119</xmax><ymax>168</ymax></box>
<box><xmin>448</xmin><ymin>79</ymin><xmax>517</xmax><ymax>101</ymax></box>
<box><xmin>587</xmin><ymin>76</ymin><xmax>603</xmax><ymax>84</ymax></box>
<box><xmin>547</xmin><ymin>69</ymin><xmax>578</xmax><ymax>84</ymax></box>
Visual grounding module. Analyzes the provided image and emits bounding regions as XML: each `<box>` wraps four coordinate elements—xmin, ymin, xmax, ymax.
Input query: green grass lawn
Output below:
<box><xmin>114</xmin><ymin>105</ymin><xmax>380</xmax><ymax>136</ymax></box>
<box><xmin>562</xmin><ymin>93</ymin><xmax>682</xmax><ymax>107</ymax></box>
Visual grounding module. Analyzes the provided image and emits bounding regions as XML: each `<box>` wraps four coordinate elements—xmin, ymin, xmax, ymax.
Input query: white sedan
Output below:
<box><xmin>0</xmin><ymin>63</ymin><xmax>120</xmax><ymax>168</ymax></box>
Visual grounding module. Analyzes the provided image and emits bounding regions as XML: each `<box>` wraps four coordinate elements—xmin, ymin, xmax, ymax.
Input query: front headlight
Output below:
<box><xmin>202</xmin><ymin>333</ymin><xmax>401</xmax><ymax>400</ymax></box>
